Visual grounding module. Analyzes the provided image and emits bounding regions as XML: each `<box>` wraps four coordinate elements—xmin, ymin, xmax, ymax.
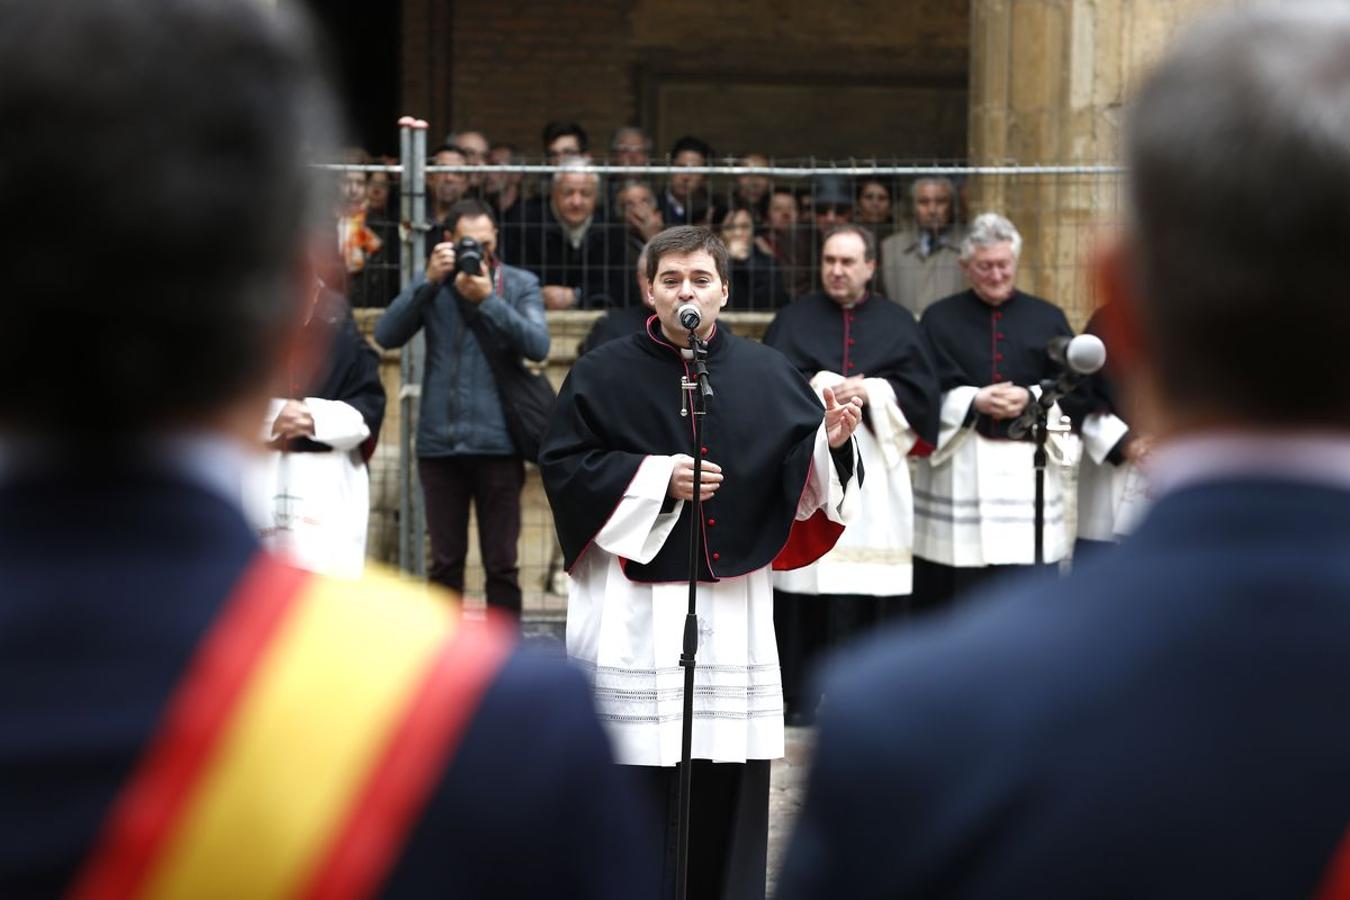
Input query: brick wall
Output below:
<box><xmin>402</xmin><ymin>0</ymin><xmax>970</xmax><ymax>160</ymax></box>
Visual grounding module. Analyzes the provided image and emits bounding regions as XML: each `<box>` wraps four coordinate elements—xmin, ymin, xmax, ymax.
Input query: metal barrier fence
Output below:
<box><xmin>315</xmin><ymin>120</ymin><xmax>1126</xmax><ymax>614</ymax></box>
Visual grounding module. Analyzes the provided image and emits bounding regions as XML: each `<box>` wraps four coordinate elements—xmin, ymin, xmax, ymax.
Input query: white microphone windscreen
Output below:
<box><xmin>1066</xmin><ymin>334</ymin><xmax>1106</xmax><ymax>375</ymax></box>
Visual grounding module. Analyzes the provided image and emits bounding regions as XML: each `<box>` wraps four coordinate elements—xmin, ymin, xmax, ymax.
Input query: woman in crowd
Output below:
<box><xmin>720</xmin><ymin>205</ymin><xmax>789</xmax><ymax>310</ymax></box>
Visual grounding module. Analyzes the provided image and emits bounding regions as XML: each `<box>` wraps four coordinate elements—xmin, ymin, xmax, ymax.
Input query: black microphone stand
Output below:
<box><xmin>675</xmin><ymin>330</ymin><xmax>713</xmax><ymax>900</ymax></box>
<box><xmin>1008</xmin><ymin>372</ymin><xmax>1079</xmax><ymax>567</ymax></box>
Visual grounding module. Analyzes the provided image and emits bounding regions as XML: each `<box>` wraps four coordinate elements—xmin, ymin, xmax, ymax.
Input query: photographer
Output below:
<box><xmin>375</xmin><ymin>198</ymin><xmax>549</xmax><ymax>618</ymax></box>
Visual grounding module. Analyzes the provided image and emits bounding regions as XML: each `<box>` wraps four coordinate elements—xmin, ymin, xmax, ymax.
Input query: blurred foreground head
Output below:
<box><xmin>1116</xmin><ymin>2</ymin><xmax>1350</xmax><ymax>431</ymax></box>
<box><xmin>0</xmin><ymin>0</ymin><xmax>336</xmax><ymax>441</ymax></box>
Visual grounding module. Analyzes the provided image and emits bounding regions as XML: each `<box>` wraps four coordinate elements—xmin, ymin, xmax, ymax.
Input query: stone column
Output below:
<box><xmin>968</xmin><ymin>0</ymin><xmax>1229</xmax><ymax>326</ymax></box>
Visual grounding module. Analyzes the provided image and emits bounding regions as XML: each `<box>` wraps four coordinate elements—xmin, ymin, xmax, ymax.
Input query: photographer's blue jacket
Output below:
<box><xmin>375</xmin><ymin>264</ymin><xmax>549</xmax><ymax>458</ymax></box>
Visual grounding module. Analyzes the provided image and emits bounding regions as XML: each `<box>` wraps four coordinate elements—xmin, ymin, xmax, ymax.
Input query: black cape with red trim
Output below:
<box><xmin>762</xmin><ymin>291</ymin><xmax>941</xmax><ymax>452</ymax></box>
<box><xmin>920</xmin><ymin>289</ymin><xmax>1073</xmax><ymax>440</ymax></box>
<box><xmin>540</xmin><ymin>316</ymin><xmax>853</xmax><ymax>584</ymax></box>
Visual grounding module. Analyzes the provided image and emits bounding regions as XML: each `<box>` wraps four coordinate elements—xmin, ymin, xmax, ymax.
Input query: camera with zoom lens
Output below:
<box><xmin>454</xmin><ymin>236</ymin><xmax>484</xmax><ymax>277</ymax></box>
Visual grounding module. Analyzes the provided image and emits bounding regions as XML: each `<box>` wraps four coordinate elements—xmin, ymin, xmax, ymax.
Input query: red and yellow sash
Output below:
<box><xmin>68</xmin><ymin>556</ymin><xmax>513</xmax><ymax>900</ymax></box>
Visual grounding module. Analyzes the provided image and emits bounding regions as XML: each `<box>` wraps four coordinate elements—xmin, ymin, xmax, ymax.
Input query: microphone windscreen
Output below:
<box><xmin>677</xmin><ymin>303</ymin><xmax>701</xmax><ymax>330</ymax></box>
<box><xmin>1066</xmin><ymin>334</ymin><xmax>1106</xmax><ymax>374</ymax></box>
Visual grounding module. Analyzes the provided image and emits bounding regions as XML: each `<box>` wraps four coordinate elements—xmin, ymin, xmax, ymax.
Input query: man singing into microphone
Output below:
<box><xmin>540</xmin><ymin>225</ymin><xmax>863</xmax><ymax>900</ymax></box>
<box><xmin>912</xmin><ymin>212</ymin><xmax>1075</xmax><ymax>610</ymax></box>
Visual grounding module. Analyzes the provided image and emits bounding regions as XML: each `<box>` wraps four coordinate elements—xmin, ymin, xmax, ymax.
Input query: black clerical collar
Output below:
<box><xmin>643</xmin><ymin>314</ymin><xmax>724</xmax><ymax>357</ymax></box>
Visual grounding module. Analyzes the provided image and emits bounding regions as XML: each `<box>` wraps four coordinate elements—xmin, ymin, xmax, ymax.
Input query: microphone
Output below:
<box><xmin>1007</xmin><ymin>334</ymin><xmax>1107</xmax><ymax>440</ymax></box>
<box><xmin>1047</xmin><ymin>334</ymin><xmax>1106</xmax><ymax>375</ymax></box>
<box><xmin>677</xmin><ymin>303</ymin><xmax>702</xmax><ymax>331</ymax></box>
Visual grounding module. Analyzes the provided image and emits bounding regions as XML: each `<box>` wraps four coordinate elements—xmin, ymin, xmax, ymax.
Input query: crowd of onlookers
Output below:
<box><xmin>327</xmin><ymin>121</ymin><xmax>976</xmax><ymax>316</ymax></box>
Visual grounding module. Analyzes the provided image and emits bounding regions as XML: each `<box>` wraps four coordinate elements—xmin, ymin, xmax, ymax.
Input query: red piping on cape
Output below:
<box><xmin>841</xmin><ymin>300</ymin><xmax>853</xmax><ymax>377</ymax></box>
<box><xmin>564</xmin><ymin>459</ymin><xmax>650</xmax><ymax>576</ymax></box>
<box><xmin>989</xmin><ymin>302</ymin><xmax>1001</xmax><ymax>383</ymax></box>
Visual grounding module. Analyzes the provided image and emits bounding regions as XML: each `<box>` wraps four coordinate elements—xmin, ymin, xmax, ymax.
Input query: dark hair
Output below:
<box><xmin>432</xmin><ymin>143</ymin><xmax>468</xmax><ymax>160</ymax></box>
<box><xmin>719</xmin><ymin>203</ymin><xmax>758</xmax><ymax>225</ymax></box>
<box><xmin>821</xmin><ymin>224</ymin><xmax>877</xmax><ymax>262</ymax></box>
<box><xmin>490</xmin><ymin>142</ymin><xmax>518</xmax><ymax>157</ymax></box>
<box><xmin>0</xmin><ymin>0</ymin><xmax>335</xmax><ymax>438</ymax></box>
<box><xmin>1126</xmin><ymin>4</ymin><xmax>1350</xmax><ymax>424</ymax></box>
<box><xmin>614</xmin><ymin>179</ymin><xmax>657</xmax><ymax>217</ymax></box>
<box><xmin>542</xmin><ymin>121</ymin><xmax>589</xmax><ymax>153</ymax></box>
<box><xmin>645</xmin><ymin>226</ymin><xmax>729</xmax><ymax>286</ymax></box>
<box><xmin>856</xmin><ymin>178</ymin><xmax>890</xmax><ymax>200</ymax></box>
<box><xmin>445</xmin><ymin>198</ymin><xmax>498</xmax><ymax>232</ymax></box>
<box><xmin>669</xmin><ymin>135</ymin><xmax>715</xmax><ymax>162</ymax></box>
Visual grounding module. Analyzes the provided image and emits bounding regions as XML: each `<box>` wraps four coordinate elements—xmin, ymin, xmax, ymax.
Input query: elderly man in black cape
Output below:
<box><xmin>911</xmin><ymin>212</ymin><xmax>1076</xmax><ymax>610</ymax></box>
<box><xmin>540</xmin><ymin>225</ymin><xmax>863</xmax><ymax>900</ymax></box>
<box><xmin>763</xmin><ymin>224</ymin><xmax>940</xmax><ymax>724</ymax></box>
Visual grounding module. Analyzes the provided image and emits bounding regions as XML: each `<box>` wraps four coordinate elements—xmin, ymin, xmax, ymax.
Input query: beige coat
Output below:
<box><xmin>879</xmin><ymin>225</ymin><xmax>967</xmax><ymax>318</ymax></box>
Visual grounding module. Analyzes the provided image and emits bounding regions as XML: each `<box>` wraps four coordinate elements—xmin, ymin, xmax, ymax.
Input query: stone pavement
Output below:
<box><xmin>767</xmin><ymin>726</ymin><xmax>814</xmax><ymax>896</ymax></box>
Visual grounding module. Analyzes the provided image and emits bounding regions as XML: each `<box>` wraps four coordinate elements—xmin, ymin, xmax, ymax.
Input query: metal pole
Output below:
<box><xmin>397</xmin><ymin>117</ymin><xmax>414</xmax><ymax>574</ymax></box>
<box><xmin>1033</xmin><ymin>417</ymin><xmax>1047</xmax><ymax>567</ymax></box>
<box><xmin>418</xmin><ymin>162</ymin><xmax>1125</xmax><ymax>178</ymax></box>
<box><xmin>675</xmin><ymin>333</ymin><xmax>713</xmax><ymax>900</ymax></box>
<box><xmin>396</xmin><ymin>116</ymin><xmax>430</xmax><ymax>576</ymax></box>
<box><xmin>409</xmin><ymin>119</ymin><xmax>428</xmax><ymax>577</ymax></box>
<box><xmin>1031</xmin><ymin>376</ymin><xmax>1055</xmax><ymax>568</ymax></box>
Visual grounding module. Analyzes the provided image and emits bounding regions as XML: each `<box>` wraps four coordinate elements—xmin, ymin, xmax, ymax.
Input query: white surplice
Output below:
<box><xmin>1077</xmin><ymin>410</ymin><xmax>1150</xmax><ymax>542</ymax></box>
<box><xmin>567</xmin><ymin>423</ymin><xmax>856</xmax><ymax>767</ymax></box>
<box><xmin>913</xmin><ymin>385</ymin><xmax>1077</xmax><ymax>566</ymax></box>
<box><xmin>243</xmin><ymin>397</ymin><xmax>372</xmax><ymax>579</ymax></box>
<box><xmin>775</xmin><ymin>372</ymin><xmax>918</xmax><ymax>596</ymax></box>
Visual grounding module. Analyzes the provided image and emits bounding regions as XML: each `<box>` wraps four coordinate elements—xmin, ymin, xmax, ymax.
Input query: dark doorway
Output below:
<box><xmin>307</xmin><ymin>0</ymin><xmax>402</xmax><ymax>157</ymax></box>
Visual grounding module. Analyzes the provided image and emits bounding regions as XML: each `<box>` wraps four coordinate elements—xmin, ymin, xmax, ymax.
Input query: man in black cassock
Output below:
<box><xmin>762</xmin><ymin>224</ymin><xmax>940</xmax><ymax>724</ymax></box>
<box><xmin>913</xmin><ymin>213</ymin><xmax>1075</xmax><ymax>610</ymax></box>
<box><xmin>540</xmin><ymin>225</ymin><xmax>863</xmax><ymax>900</ymax></box>
<box><xmin>249</xmin><ymin>282</ymin><xmax>386</xmax><ymax>577</ymax></box>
